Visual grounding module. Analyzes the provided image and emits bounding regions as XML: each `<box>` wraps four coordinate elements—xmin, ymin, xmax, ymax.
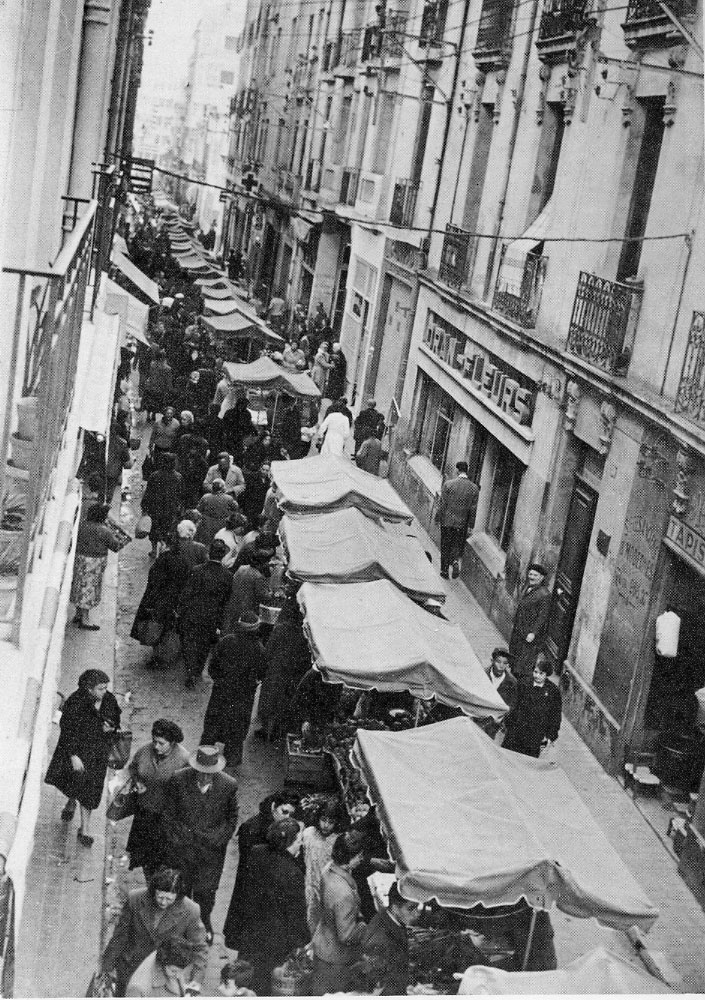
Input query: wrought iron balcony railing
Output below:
<box><xmin>385</xmin><ymin>11</ymin><xmax>409</xmax><ymax>56</ymax></box>
<box><xmin>536</xmin><ymin>0</ymin><xmax>591</xmax><ymax>61</ymax></box>
<box><xmin>473</xmin><ymin>0</ymin><xmax>513</xmax><ymax>66</ymax></box>
<box><xmin>340</xmin><ymin>28</ymin><xmax>361</xmax><ymax>68</ymax></box>
<box><xmin>389</xmin><ymin>178</ymin><xmax>419</xmax><ymax>228</ymax></box>
<box><xmin>622</xmin><ymin>0</ymin><xmax>690</xmax><ymax>45</ymax></box>
<box><xmin>361</xmin><ymin>24</ymin><xmax>381</xmax><ymax>61</ymax></box>
<box><xmin>566</xmin><ymin>271</ymin><xmax>643</xmax><ymax>375</ymax></box>
<box><xmin>439</xmin><ymin>224</ymin><xmax>473</xmax><ymax>287</ymax></box>
<box><xmin>387</xmin><ymin>239</ymin><xmax>428</xmax><ymax>271</ymax></box>
<box><xmin>1</xmin><ymin>201</ymin><xmax>97</xmax><ymax>630</ymax></box>
<box><xmin>675</xmin><ymin>311</ymin><xmax>705</xmax><ymax>428</ymax></box>
<box><xmin>340</xmin><ymin>168</ymin><xmax>360</xmax><ymax>206</ymax></box>
<box><xmin>419</xmin><ymin>0</ymin><xmax>449</xmax><ymax>46</ymax></box>
<box><xmin>493</xmin><ymin>247</ymin><xmax>547</xmax><ymax>328</ymax></box>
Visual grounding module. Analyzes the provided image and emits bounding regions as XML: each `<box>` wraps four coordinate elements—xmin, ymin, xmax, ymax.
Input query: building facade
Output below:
<box><xmin>226</xmin><ymin>0</ymin><xmax>705</xmax><ymax>805</ymax></box>
<box><xmin>0</xmin><ymin>0</ymin><xmax>152</xmax><ymax>980</ymax></box>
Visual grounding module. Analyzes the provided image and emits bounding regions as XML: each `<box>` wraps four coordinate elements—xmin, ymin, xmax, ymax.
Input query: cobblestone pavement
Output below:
<box><xmin>14</xmin><ymin>431</ymin><xmax>705</xmax><ymax>995</ymax></box>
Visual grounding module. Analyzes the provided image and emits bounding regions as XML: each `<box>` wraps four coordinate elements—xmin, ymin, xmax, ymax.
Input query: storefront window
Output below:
<box><xmin>486</xmin><ymin>445</ymin><xmax>523</xmax><ymax>551</ymax></box>
<box><xmin>416</xmin><ymin>376</ymin><xmax>456</xmax><ymax>472</ymax></box>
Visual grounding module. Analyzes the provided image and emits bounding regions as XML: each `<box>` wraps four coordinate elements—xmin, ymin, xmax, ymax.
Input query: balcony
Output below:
<box><xmin>305</xmin><ymin>158</ymin><xmax>321</xmax><ymax>193</ymax></box>
<box><xmin>340</xmin><ymin>167</ymin><xmax>359</xmax><ymax>206</ymax></box>
<box><xmin>1</xmin><ymin>201</ymin><xmax>97</xmax><ymax>628</ymax></box>
<box><xmin>389</xmin><ymin>178</ymin><xmax>419</xmax><ymax>228</ymax></box>
<box><xmin>385</xmin><ymin>11</ymin><xmax>409</xmax><ymax>58</ymax></box>
<box><xmin>675</xmin><ymin>311</ymin><xmax>705</xmax><ymax>428</ymax></box>
<box><xmin>472</xmin><ymin>0</ymin><xmax>513</xmax><ymax>69</ymax></box>
<box><xmin>361</xmin><ymin>24</ymin><xmax>381</xmax><ymax>61</ymax></box>
<box><xmin>419</xmin><ymin>0</ymin><xmax>449</xmax><ymax>49</ymax></box>
<box><xmin>493</xmin><ymin>247</ymin><xmax>547</xmax><ymax>328</ymax></box>
<box><xmin>536</xmin><ymin>0</ymin><xmax>591</xmax><ymax>63</ymax></box>
<box><xmin>321</xmin><ymin>38</ymin><xmax>341</xmax><ymax>71</ymax></box>
<box><xmin>338</xmin><ymin>28</ymin><xmax>361</xmax><ymax>71</ymax></box>
<box><xmin>439</xmin><ymin>224</ymin><xmax>472</xmax><ymax>288</ymax></box>
<box><xmin>387</xmin><ymin>239</ymin><xmax>428</xmax><ymax>272</ymax></box>
<box><xmin>622</xmin><ymin>0</ymin><xmax>692</xmax><ymax>47</ymax></box>
<box><xmin>566</xmin><ymin>271</ymin><xmax>643</xmax><ymax>375</ymax></box>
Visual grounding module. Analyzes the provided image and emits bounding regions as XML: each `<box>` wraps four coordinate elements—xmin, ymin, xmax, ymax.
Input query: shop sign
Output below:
<box><xmin>664</xmin><ymin>514</ymin><xmax>705</xmax><ymax>576</ymax></box>
<box><xmin>423</xmin><ymin>321</ymin><xmax>533</xmax><ymax>426</ymax></box>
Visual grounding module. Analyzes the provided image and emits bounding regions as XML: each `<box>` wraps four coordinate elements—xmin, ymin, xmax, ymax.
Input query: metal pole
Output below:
<box><xmin>521</xmin><ymin>908</ymin><xmax>538</xmax><ymax>971</ymax></box>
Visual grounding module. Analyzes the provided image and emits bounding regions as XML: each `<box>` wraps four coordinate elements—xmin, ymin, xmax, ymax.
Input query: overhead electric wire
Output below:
<box><xmin>150</xmin><ymin>162</ymin><xmax>689</xmax><ymax>244</ymax></box>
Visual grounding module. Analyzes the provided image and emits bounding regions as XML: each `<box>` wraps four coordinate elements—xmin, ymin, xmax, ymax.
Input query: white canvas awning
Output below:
<box><xmin>110</xmin><ymin>249</ymin><xmax>160</xmax><ymax>305</ymax></box>
<box><xmin>104</xmin><ymin>278</ymin><xmax>150</xmax><ymax>347</ymax></box>
<box><xmin>78</xmin><ymin>311</ymin><xmax>121</xmax><ymax>434</ymax></box>
<box><xmin>496</xmin><ymin>198</ymin><xmax>553</xmax><ymax>297</ymax></box>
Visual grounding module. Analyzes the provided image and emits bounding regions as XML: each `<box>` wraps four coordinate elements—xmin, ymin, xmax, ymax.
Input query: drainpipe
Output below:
<box><xmin>483</xmin><ymin>0</ymin><xmax>542</xmax><ymax>299</ymax></box>
<box><xmin>428</xmin><ymin>0</ymin><xmax>472</xmax><ymax>240</ymax></box>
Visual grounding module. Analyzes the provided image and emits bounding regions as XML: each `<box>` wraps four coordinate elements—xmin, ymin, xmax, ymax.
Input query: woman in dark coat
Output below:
<box><xmin>258</xmin><ymin>595</ymin><xmax>312</xmax><ymax>740</ymax></box>
<box><xmin>126</xmin><ymin>719</ymin><xmax>189</xmax><ymax>881</ymax></box>
<box><xmin>140</xmin><ymin>452</ymin><xmax>184</xmax><ymax>557</ymax></box>
<box><xmin>130</xmin><ymin>533</ymin><xmax>193</xmax><ymax>650</ymax></box>
<box><xmin>235</xmin><ymin>818</ymin><xmax>309</xmax><ymax>995</ymax></box>
<box><xmin>223</xmin><ymin>791</ymin><xmax>300</xmax><ymax>951</ymax></box>
<box><xmin>45</xmin><ymin>668</ymin><xmax>120</xmax><ymax>845</ymax></box>
<box><xmin>200</xmin><ymin>613</ymin><xmax>267</xmax><ymax>769</ymax></box>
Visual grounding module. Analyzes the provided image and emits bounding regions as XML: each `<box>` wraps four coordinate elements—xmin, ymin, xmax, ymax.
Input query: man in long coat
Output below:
<box><xmin>509</xmin><ymin>563</ymin><xmax>552</xmax><ymax>679</ymax></box>
<box><xmin>435</xmin><ymin>461</ymin><xmax>479</xmax><ymax>579</ymax></box>
<box><xmin>177</xmin><ymin>539</ymin><xmax>232</xmax><ymax>688</ymax></box>
<box><xmin>162</xmin><ymin>746</ymin><xmax>239</xmax><ymax>941</ymax></box>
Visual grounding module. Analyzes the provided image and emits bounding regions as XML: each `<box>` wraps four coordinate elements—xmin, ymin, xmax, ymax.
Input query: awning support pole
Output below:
<box><xmin>521</xmin><ymin>908</ymin><xmax>538</xmax><ymax>971</ymax></box>
<box><xmin>272</xmin><ymin>390</ymin><xmax>280</xmax><ymax>430</ymax></box>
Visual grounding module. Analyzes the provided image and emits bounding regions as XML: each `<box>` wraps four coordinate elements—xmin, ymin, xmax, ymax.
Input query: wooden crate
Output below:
<box><xmin>285</xmin><ymin>736</ymin><xmax>335</xmax><ymax>789</ymax></box>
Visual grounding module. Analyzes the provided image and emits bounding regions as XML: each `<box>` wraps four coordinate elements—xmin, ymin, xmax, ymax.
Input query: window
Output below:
<box><xmin>411</xmin><ymin>84</ymin><xmax>434</xmax><ymax>184</ymax></box>
<box><xmin>416</xmin><ymin>376</ymin><xmax>456</xmax><ymax>472</ymax></box>
<box><xmin>617</xmin><ymin>95</ymin><xmax>665</xmax><ymax>282</ymax></box>
<box><xmin>486</xmin><ymin>444</ymin><xmax>523</xmax><ymax>551</ymax></box>
<box><xmin>461</xmin><ymin>102</ymin><xmax>494</xmax><ymax>233</ymax></box>
<box><xmin>220</xmin><ymin>70</ymin><xmax>235</xmax><ymax>86</ymax></box>
<box><xmin>225</xmin><ymin>35</ymin><xmax>238</xmax><ymax>50</ymax></box>
<box><xmin>371</xmin><ymin>90</ymin><xmax>396</xmax><ymax>173</ymax></box>
<box><xmin>526</xmin><ymin>101</ymin><xmax>565</xmax><ymax>224</ymax></box>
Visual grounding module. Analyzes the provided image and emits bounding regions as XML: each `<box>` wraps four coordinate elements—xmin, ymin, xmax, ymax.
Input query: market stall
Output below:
<box><xmin>297</xmin><ymin>580</ymin><xmax>506</xmax><ymax>718</ymax></box>
<box><xmin>220</xmin><ymin>357</ymin><xmax>320</xmax><ymax>430</ymax></box>
<box><xmin>351</xmin><ymin>717</ymin><xmax>659</xmax><ymax>929</ymax></box>
<box><xmin>271</xmin><ymin>455</ymin><xmax>413</xmax><ymax>522</ymax></box>
<box><xmin>455</xmin><ymin>944</ymin><xmax>670</xmax><ymax>994</ymax></box>
<box><xmin>280</xmin><ymin>508</ymin><xmax>446</xmax><ymax>602</ymax></box>
<box><xmin>200</xmin><ymin>312</ymin><xmax>283</xmax><ymax>362</ymax></box>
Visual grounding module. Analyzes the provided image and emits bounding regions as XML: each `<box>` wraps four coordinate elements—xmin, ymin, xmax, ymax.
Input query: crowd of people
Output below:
<box><xmin>51</xmin><ymin>200</ymin><xmax>565</xmax><ymax>996</ymax></box>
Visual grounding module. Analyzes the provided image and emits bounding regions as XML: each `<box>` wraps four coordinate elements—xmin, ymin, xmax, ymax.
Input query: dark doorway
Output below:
<box><xmin>545</xmin><ymin>477</ymin><xmax>598</xmax><ymax>672</ymax></box>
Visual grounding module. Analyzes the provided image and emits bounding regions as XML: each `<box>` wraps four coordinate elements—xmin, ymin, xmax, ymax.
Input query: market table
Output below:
<box><xmin>280</xmin><ymin>508</ymin><xmax>446</xmax><ymax>603</ymax></box>
<box><xmin>271</xmin><ymin>455</ymin><xmax>413</xmax><ymax>522</ymax></box>
<box><xmin>298</xmin><ymin>580</ymin><xmax>507</xmax><ymax>719</ymax></box>
<box><xmin>351</xmin><ymin>717</ymin><xmax>659</xmax><ymax>931</ymax></box>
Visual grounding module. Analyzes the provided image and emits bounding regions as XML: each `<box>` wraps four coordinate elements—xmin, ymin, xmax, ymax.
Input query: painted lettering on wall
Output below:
<box><xmin>664</xmin><ymin>514</ymin><xmax>705</xmax><ymax>576</ymax></box>
<box><xmin>422</xmin><ymin>319</ymin><xmax>534</xmax><ymax>427</ymax></box>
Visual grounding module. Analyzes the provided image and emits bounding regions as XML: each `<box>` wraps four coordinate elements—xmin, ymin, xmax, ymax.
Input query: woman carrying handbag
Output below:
<box><xmin>45</xmin><ymin>669</ymin><xmax>121</xmax><ymax>846</ymax></box>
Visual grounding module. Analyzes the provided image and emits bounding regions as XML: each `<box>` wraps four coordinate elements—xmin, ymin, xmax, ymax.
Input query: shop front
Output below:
<box><xmin>389</xmin><ymin>303</ymin><xmax>549</xmax><ymax>634</ymax></box>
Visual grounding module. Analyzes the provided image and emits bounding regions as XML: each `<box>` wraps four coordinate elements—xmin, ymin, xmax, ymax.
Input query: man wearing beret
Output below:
<box><xmin>509</xmin><ymin>563</ymin><xmax>552</xmax><ymax>679</ymax></box>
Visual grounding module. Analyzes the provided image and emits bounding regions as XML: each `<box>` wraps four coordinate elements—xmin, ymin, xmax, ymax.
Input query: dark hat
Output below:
<box><xmin>527</xmin><ymin>562</ymin><xmax>548</xmax><ymax>576</ymax></box>
<box><xmin>188</xmin><ymin>745</ymin><xmax>225</xmax><ymax>773</ymax></box>
<box><xmin>237</xmin><ymin>611</ymin><xmax>261</xmax><ymax>632</ymax></box>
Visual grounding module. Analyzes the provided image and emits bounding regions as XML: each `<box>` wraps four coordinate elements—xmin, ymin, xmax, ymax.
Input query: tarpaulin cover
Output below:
<box><xmin>78</xmin><ymin>311</ymin><xmax>121</xmax><ymax>434</ymax></box>
<box><xmin>174</xmin><ymin>254</ymin><xmax>210</xmax><ymax>270</ymax></box>
<box><xmin>104</xmin><ymin>278</ymin><xmax>150</xmax><ymax>346</ymax></box>
<box><xmin>201</xmin><ymin>312</ymin><xmax>255</xmax><ymax>334</ymax></box>
<box><xmin>223</xmin><ymin>357</ymin><xmax>320</xmax><ymax>398</ymax></box>
<box><xmin>110</xmin><ymin>250</ymin><xmax>160</xmax><ymax>304</ymax></box>
<box><xmin>271</xmin><ymin>456</ymin><xmax>412</xmax><ymax>522</ymax></box>
<box><xmin>456</xmin><ymin>946</ymin><xmax>670</xmax><ymax>994</ymax></box>
<box><xmin>200</xmin><ymin>285</ymin><xmax>235</xmax><ymax>300</ymax></box>
<box><xmin>113</xmin><ymin>233</ymin><xmax>129</xmax><ymax>256</ymax></box>
<box><xmin>351</xmin><ymin>717</ymin><xmax>659</xmax><ymax>930</ymax></box>
<box><xmin>281</xmin><ymin>509</ymin><xmax>446</xmax><ymax>602</ymax></box>
<box><xmin>298</xmin><ymin>580</ymin><xmax>506</xmax><ymax>719</ymax></box>
<box><xmin>194</xmin><ymin>275</ymin><xmax>229</xmax><ymax>289</ymax></box>
<box><xmin>203</xmin><ymin>297</ymin><xmax>241</xmax><ymax>315</ymax></box>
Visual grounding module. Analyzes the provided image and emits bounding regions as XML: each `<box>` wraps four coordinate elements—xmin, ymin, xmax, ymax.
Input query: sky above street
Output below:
<box><xmin>142</xmin><ymin>0</ymin><xmax>204</xmax><ymax>91</ymax></box>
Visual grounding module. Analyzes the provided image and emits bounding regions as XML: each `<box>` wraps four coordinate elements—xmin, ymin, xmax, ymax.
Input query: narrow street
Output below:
<box><xmin>13</xmin><ymin>414</ymin><xmax>705</xmax><ymax>995</ymax></box>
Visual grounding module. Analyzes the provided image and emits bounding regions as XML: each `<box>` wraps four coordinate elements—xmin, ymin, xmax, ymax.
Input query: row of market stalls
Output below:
<box><xmin>268</xmin><ymin>454</ymin><xmax>665</xmax><ymax>991</ymax></box>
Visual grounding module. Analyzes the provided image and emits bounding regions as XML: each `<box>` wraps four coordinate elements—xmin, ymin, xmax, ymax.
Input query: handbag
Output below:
<box><xmin>105</xmin><ymin>516</ymin><xmax>132</xmax><ymax>551</ymax></box>
<box><xmin>107</xmin><ymin>729</ymin><xmax>133</xmax><ymax>770</ymax></box>
<box><xmin>135</xmin><ymin>513</ymin><xmax>152</xmax><ymax>539</ymax></box>
<box><xmin>136</xmin><ymin>617</ymin><xmax>164</xmax><ymax>646</ymax></box>
<box><xmin>154</xmin><ymin>629</ymin><xmax>181</xmax><ymax>666</ymax></box>
<box><xmin>106</xmin><ymin>778</ymin><xmax>138</xmax><ymax>822</ymax></box>
<box><xmin>86</xmin><ymin>971</ymin><xmax>117</xmax><ymax>997</ymax></box>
